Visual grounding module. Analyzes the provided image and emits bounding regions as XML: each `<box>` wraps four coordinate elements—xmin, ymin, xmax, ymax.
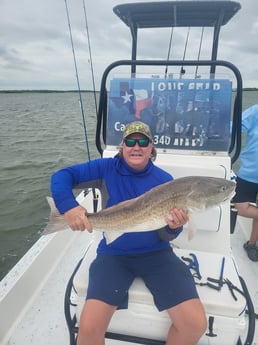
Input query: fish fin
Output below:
<box><xmin>41</xmin><ymin>197</ymin><xmax>69</xmax><ymax>235</ymax></box>
<box><xmin>187</xmin><ymin>218</ymin><xmax>196</xmax><ymax>241</ymax></box>
<box><xmin>104</xmin><ymin>230</ymin><xmax>124</xmax><ymax>244</ymax></box>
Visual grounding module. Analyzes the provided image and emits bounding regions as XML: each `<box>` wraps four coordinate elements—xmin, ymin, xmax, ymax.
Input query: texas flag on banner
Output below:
<box><xmin>110</xmin><ymin>88</ymin><xmax>135</xmax><ymax>114</ymax></box>
<box><xmin>109</xmin><ymin>80</ymin><xmax>153</xmax><ymax>119</ymax></box>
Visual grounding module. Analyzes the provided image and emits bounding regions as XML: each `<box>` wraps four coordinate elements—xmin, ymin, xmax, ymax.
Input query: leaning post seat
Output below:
<box><xmin>72</xmin><ymin>234</ymin><xmax>246</xmax><ymax>344</ymax></box>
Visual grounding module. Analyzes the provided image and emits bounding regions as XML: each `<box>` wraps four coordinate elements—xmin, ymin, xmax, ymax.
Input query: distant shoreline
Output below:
<box><xmin>241</xmin><ymin>88</ymin><xmax>258</xmax><ymax>91</ymax></box>
<box><xmin>0</xmin><ymin>88</ymin><xmax>257</xmax><ymax>93</ymax></box>
<box><xmin>0</xmin><ymin>90</ymin><xmax>95</xmax><ymax>93</ymax></box>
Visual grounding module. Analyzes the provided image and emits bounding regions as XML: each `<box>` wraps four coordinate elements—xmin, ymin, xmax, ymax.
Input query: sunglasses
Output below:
<box><xmin>124</xmin><ymin>138</ymin><xmax>150</xmax><ymax>147</ymax></box>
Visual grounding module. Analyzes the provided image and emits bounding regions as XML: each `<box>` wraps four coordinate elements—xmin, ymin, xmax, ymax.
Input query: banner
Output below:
<box><xmin>107</xmin><ymin>78</ymin><xmax>232</xmax><ymax>151</ymax></box>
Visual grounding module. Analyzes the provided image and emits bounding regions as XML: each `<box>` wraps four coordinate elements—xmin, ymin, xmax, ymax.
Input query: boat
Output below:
<box><xmin>0</xmin><ymin>1</ymin><xmax>257</xmax><ymax>344</ymax></box>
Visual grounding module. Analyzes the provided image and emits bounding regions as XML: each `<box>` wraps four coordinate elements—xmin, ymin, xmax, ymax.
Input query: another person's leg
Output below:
<box><xmin>233</xmin><ymin>177</ymin><xmax>258</xmax><ymax>261</ymax></box>
<box><xmin>250</xmin><ymin>218</ymin><xmax>258</xmax><ymax>244</ymax></box>
<box><xmin>234</xmin><ymin>202</ymin><xmax>258</xmax><ymax>261</ymax></box>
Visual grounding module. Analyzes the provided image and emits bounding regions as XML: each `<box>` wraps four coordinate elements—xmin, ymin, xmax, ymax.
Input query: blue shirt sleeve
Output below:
<box><xmin>51</xmin><ymin>159</ymin><xmax>106</xmax><ymax>214</ymax></box>
<box><xmin>157</xmin><ymin>225</ymin><xmax>183</xmax><ymax>241</ymax></box>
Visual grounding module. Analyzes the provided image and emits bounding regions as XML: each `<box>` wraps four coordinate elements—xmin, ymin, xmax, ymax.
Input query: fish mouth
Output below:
<box><xmin>223</xmin><ymin>190</ymin><xmax>236</xmax><ymax>202</ymax></box>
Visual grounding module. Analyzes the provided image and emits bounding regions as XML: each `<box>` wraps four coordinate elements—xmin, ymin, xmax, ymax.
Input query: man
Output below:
<box><xmin>51</xmin><ymin>121</ymin><xmax>207</xmax><ymax>344</ymax></box>
<box><xmin>233</xmin><ymin>105</ymin><xmax>258</xmax><ymax>261</ymax></box>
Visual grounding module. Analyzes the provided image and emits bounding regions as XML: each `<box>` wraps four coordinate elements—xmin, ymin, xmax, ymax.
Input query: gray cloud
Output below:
<box><xmin>0</xmin><ymin>0</ymin><xmax>257</xmax><ymax>90</ymax></box>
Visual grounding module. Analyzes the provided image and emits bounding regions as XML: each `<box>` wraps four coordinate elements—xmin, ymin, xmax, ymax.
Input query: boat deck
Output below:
<box><xmin>231</xmin><ymin>217</ymin><xmax>258</xmax><ymax>314</ymax></box>
<box><xmin>2</xmin><ymin>217</ymin><xmax>258</xmax><ymax>345</ymax></box>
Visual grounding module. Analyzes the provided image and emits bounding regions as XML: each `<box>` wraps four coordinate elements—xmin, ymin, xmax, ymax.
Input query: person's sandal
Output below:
<box><xmin>243</xmin><ymin>242</ymin><xmax>258</xmax><ymax>262</ymax></box>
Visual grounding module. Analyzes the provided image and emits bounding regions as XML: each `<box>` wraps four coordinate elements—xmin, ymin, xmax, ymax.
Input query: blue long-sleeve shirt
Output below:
<box><xmin>51</xmin><ymin>156</ymin><xmax>182</xmax><ymax>254</ymax></box>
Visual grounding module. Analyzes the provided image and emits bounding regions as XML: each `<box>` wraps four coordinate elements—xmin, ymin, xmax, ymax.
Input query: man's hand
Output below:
<box><xmin>165</xmin><ymin>208</ymin><xmax>189</xmax><ymax>230</ymax></box>
<box><xmin>63</xmin><ymin>205</ymin><xmax>93</xmax><ymax>232</ymax></box>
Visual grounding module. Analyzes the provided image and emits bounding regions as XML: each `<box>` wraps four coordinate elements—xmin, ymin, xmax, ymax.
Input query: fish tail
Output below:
<box><xmin>41</xmin><ymin>197</ymin><xmax>69</xmax><ymax>235</ymax></box>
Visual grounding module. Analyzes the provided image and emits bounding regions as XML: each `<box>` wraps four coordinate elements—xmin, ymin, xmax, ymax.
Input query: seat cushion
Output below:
<box><xmin>74</xmin><ymin>240</ymin><xmax>246</xmax><ymax>318</ymax></box>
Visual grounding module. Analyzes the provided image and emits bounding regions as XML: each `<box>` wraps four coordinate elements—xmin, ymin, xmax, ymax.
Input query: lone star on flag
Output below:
<box><xmin>121</xmin><ymin>91</ymin><xmax>134</xmax><ymax>103</ymax></box>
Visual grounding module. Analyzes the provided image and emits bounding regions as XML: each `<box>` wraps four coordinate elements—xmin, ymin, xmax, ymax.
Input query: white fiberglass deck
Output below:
<box><xmin>1</xmin><ymin>216</ymin><xmax>257</xmax><ymax>345</ymax></box>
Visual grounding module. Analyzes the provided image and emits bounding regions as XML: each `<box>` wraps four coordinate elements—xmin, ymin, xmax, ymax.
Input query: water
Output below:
<box><xmin>0</xmin><ymin>92</ymin><xmax>100</xmax><ymax>280</ymax></box>
<box><xmin>0</xmin><ymin>90</ymin><xmax>257</xmax><ymax>280</ymax></box>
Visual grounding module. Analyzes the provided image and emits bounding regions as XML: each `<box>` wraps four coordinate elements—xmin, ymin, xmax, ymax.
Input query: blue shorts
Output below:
<box><xmin>232</xmin><ymin>177</ymin><xmax>258</xmax><ymax>204</ymax></box>
<box><xmin>86</xmin><ymin>248</ymin><xmax>199</xmax><ymax>312</ymax></box>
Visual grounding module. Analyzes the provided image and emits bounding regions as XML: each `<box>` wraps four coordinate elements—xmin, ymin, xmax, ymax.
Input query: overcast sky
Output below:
<box><xmin>0</xmin><ymin>0</ymin><xmax>257</xmax><ymax>90</ymax></box>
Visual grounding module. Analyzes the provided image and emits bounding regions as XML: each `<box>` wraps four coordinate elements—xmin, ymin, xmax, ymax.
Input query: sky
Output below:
<box><xmin>0</xmin><ymin>0</ymin><xmax>257</xmax><ymax>90</ymax></box>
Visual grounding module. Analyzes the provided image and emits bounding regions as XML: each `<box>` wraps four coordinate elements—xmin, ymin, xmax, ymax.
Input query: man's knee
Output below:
<box><xmin>78</xmin><ymin>319</ymin><xmax>102</xmax><ymax>339</ymax></box>
<box><xmin>192</xmin><ymin>312</ymin><xmax>207</xmax><ymax>337</ymax></box>
<box><xmin>183</xmin><ymin>307</ymin><xmax>207</xmax><ymax>336</ymax></box>
<box><xmin>168</xmin><ymin>299</ymin><xmax>207</xmax><ymax>339</ymax></box>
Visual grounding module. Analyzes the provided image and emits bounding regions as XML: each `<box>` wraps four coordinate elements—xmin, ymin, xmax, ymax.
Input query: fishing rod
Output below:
<box><xmin>64</xmin><ymin>0</ymin><xmax>91</xmax><ymax>160</ymax></box>
<box><xmin>64</xmin><ymin>0</ymin><xmax>98</xmax><ymax>212</ymax></box>
<box><xmin>195</xmin><ymin>27</ymin><xmax>204</xmax><ymax>78</ymax></box>
<box><xmin>82</xmin><ymin>0</ymin><xmax>98</xmax><ymax>116</ymax></box>
<box><xmin>164</xmin><ymin>26</ymin><xmax>174</xmax><ymax>78</ymax></box>
<box><xmin>180</xmin><ymin>27</ymin><xmax>190</xmax><ymax>78</ymax></box>
<box><xmin>81</xmin><ymin>0</ymin><xmax>99</xmax><ymax>212</ymax></box>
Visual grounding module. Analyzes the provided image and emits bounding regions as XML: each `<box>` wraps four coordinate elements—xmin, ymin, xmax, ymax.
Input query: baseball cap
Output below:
<box><xmin>123</xmin><ymin>121</ymin><xmax>152</xmax><ymax>141</ymax></box>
